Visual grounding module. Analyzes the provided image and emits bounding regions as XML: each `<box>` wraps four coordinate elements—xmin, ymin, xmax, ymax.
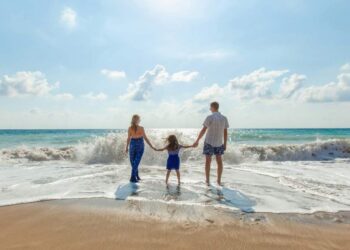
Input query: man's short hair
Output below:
<box><xmin>210</xmin><ymin>102</ymin><xmax>219</xmax><ymax>110</ymax></box>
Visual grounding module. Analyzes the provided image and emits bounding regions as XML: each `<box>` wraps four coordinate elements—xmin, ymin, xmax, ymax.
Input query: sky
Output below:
<box><xmin>1</xmin><ymin>0</ymin><xmax>350</xmax><ymax>129</ymax></box>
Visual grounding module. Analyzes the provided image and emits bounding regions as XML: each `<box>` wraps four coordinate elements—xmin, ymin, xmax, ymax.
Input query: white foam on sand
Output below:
<box><xmin>1</xmin><ymin>158</ymin><xmax>350</xmax><ymax>213</ymax></box>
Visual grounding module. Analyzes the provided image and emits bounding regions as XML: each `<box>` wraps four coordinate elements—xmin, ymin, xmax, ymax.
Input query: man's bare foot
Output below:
<box><xmin>206</xmin><ymin>181</ymin><xmax>210</xmax><ymax>186</ymax></box>
<box><xmin>217</xmin><ymin>181</ymin><xmax>223</xmax><ymax>186</ymax></box>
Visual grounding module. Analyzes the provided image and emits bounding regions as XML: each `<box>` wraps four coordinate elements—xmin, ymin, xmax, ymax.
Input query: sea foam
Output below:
<box><xmin>1</xmin><ymin>131</ymin><xmax>349</xmax><ymax>164</ymax></box>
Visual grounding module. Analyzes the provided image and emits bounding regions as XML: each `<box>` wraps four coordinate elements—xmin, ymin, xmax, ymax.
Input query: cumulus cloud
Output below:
<box><xmin>101</xmin><ymin>69</ymin><xmax>126</xmax><ymax>80</ymax></box>
<box><xmin>0</xmin><ymin>71</ymin><xmax>58</xmax><ymax>97</ymax></box>
<box><xmin>60</xmin><ymin>7</ymin><xmax>77</xmax><ymax>29</ymax></box>
<box><xmin>193</xmin><ymin>84</ymin><xmax>224</xmax><ymax>102</ymax></box>
<box><xmin>228</xmin><ymin>68</ymin><xmax>288</xmax><ymax>99</ymax></box>
<box><xmin>171</xmin><ymin>71</ymin><xmax>199</xmax><ymax>82</ymax></box>
<box><xmin>340</xmin><ymin>63</ymin><xmax>350</xmax><ymax>72</ymax></box>
<box><xmin>120</xmin><ymin>65</ymin><xmax>162</xmax><ymax>101</ymax></box>
<box><xmin>121</xmin><ymin>65</ymin><xmax>198</xmax><ymax>101</ymax></box>
<box><xmin>148</xmin><ymin>65</ymin><xmax>169</xmax><ymax>85</ymax></box>
<box><xmin>82</xmin><ymin>92</ymin><xmax>107</xmax><ymax>101</ymax></box>
<box><xmin>297</xmin><ymin>72</ymin><xmax>350</xmax><ymax>102</ymax></box>
<box><xmin>278</xmin><ymin>74</ymin><xmax>306</xmax><ymax>99</ymax></box>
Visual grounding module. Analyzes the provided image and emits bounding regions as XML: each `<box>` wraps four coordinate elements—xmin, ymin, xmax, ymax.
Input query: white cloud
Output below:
<box><xmin>149</xmin><ymin>65</ymin><xmax>170</xmax><ymax>85</ymax></box>
<box><xmin>101</xmin><ymin>69</ymin><xmax>126</xmax><ymax>80</ymax></box>
<box><xmin>82</xmin><ymin>92</ymin><xmax>107</xmax><ymax>101</ymax></box>
<box><xmin>60</xmin><ymin>7</ymin><xmax>77</xmax><ymax>29</ymax></box>
<box><xmin>193</xmin><ymin>84</ymin><xmax>224</xmax><ymax>102</ymax></box>
<box><xmin>297</xmin><ymin>72</ymin><xmax>350</xmax><ymax>102</ymax></box>
<box><xmin>53</xmin><ymin>93</ymin><xmax>74</xmax><ymax>101</ymax></box>
<box><xmin>171</xmin><ymin>71</ymin><xmax>199</xmax><ymax>82</ymax></box>
<box><xmin>340</xmin><ymin>63</ymin><xmax>350</xmax><ymax>72</ymax></box>
<box><xmin>228</xmin><ymin>67</ymin><xmax>288</xmax><ymax>99</ymax></box>
<box><xmin>279</xmin><ymin>74</ymin><xmax>306</xmax><ymax>99</ymax></box>
<box><xmin>121</xmin><ymin>65</ymin><xmax>198</xmax><ymax>101</ymax></box>
<box><xmin>0</xmin><ymin>71</ymin><xmax>58</xmax><ymax>97</ymax></box>
<box><xmin>121</xmin><ymin>65</ymin><xmax>163</xmax><ymax>101</ymax></box>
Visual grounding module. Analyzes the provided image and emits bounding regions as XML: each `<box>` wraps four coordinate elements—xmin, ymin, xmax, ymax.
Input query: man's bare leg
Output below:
<box><xmin>215</xmin><ymin>155</ymin><xmax>223</xmax><ymax>186</ymax></box>
<box><xmin>205</xmin><ymin>155</ymin><xmax>212</xmax><ymax>185</ymax></box>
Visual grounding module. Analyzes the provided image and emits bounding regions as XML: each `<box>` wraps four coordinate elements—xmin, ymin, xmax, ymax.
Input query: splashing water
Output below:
<box><xmin>1</xmin><ymin>128</ymin><xmax>350</xmax><ymax>214</ymax></box>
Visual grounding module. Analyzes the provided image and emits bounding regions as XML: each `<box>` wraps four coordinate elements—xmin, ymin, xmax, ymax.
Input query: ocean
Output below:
<box><xmin>1</xmin><ymin>128</ymin><xmax>350</xmax><ymax>213</ymax></box>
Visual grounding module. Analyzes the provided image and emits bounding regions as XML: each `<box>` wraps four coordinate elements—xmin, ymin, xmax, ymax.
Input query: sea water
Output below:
<box><xmin>1</xmin><ymin>128</ymin><xmax>350</xmax><ymax>213</ymax></box>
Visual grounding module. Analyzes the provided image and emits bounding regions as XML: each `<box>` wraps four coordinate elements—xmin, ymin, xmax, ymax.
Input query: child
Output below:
<box><xmin>155</xmin><ymin>135</ymin><xmax>195</xmax><ymax>185</ymax></box>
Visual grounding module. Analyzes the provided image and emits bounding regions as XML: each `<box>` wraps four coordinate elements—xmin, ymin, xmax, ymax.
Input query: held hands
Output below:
<box><xmin>193</xmin><ymin>141</ymin><xmax>199</xmax><ymax>148</ymax></box>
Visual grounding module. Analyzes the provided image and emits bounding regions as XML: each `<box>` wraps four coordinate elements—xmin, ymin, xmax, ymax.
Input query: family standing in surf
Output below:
<box><xmin>125</xmin><ymin>101</ymin><xmax>229</xmax><ymax>186</ymax></box>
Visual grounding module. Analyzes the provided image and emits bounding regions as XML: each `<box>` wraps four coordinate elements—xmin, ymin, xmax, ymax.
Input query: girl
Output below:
<box><xmin>155</xmin><ymin>135</ymin><xmax>195</xmax><ymax>185</ymax></box>
<box><xmin>125</xmin><ymin>114</ymin><xmax>155</xmax><ymax>183</ymax></box>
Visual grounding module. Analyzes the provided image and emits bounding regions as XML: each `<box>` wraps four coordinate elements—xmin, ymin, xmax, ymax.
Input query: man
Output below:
<box><xmin>194</xmin><ymin>102</ymin><xmax>229</xmax><ymax>186</ymax></box>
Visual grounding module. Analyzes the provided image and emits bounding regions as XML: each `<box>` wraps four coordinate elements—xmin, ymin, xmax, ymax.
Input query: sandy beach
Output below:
<box><xmin>1</xmin><ymin>199</ymin><xmax>349</xmax><ymax>250</ymax></box>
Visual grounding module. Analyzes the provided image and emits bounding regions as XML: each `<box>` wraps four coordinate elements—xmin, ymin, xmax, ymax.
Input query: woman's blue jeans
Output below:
<box><xmin>129</xmin><ymin>138</ymin><xmax>144</xmax><ymax>182</ymax></box>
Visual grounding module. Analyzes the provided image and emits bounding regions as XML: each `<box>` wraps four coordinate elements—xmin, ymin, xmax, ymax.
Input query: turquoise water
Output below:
<box><xmin>1</xmin><ymin>128</ymin><xmax>350</xmax><ymax>148</ymax></box>
<box><xmin>0</xmin><ymin>129</ymin><xmax>122</xmax><ymax>148</ymax></box>
<box><xmin>230</xmin><ymin>128</ymin><xmax>350</xmax><ymax>144</ymax></box>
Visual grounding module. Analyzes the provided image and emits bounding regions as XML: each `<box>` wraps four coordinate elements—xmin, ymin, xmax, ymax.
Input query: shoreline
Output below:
<box><xmin>1</xmin><ymin>198</ymin><xmax>350</xmax><ymax>250</ymax></box>
<box><xmin>1</xmin><ymin>197</ymin><xmax>350</xmax><ymax>221</ymax></box>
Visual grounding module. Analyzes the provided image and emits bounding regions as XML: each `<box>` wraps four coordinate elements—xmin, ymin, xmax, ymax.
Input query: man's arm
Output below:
<box><xmin>223</xmin><ymin>116</ymin><xmax>229</xmax><ymax>150</ymax></box>
<box><xmin>194</xmin><ymin>126</ymin><xmax>207</xmax><ymax>147</ymax></box>
<box><xmin>223</xmin><ymin>128</ymin><xmax>228</xmax><ymax>150</ymax></box>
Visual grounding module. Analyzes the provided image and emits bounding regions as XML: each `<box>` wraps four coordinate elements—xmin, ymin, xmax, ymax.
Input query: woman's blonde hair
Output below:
<box><xmin>131</xmin><ymin>114</ymin><xmax>140</xmax><ymax>132</ymax></box>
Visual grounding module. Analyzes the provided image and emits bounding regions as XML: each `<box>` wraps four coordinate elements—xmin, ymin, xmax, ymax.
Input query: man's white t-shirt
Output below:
<box><xmin>203</xmin><ymin>112</ymin><xmax>229</xmax><ymax>147</ymax></box>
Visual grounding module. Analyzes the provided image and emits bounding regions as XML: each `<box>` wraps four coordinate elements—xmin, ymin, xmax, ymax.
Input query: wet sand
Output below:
<box><xmin>1</xmin><ymin>199</ymin><xmax>350</xmax><ymax>250</ymax></box>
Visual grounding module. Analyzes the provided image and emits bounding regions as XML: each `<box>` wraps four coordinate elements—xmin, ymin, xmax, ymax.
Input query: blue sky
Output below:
<box><xmin>1</xmin><ymin>0</ymin><xmax>350</xmax><ymax>128</ymax></box>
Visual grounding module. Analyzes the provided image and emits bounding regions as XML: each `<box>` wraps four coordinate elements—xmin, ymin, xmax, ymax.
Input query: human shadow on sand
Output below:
<box><xmin>163</xmin><ymin>185</ymin><xmax>182</xmax><ymax>201</ymax></box>
<box><xmin>208</xmin><ymin>186</ymin><xmax>256</xmax><ymax>213</ymax></box>
<box><xmin>114</xmin><ymin>183</ymin><xmax>139</xmax><ymax>200</ymax></box>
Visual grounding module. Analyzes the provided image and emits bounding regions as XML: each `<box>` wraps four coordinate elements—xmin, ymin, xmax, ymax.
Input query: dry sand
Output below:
<box><xmin>1</xmin><ymin>199</ymin><xmax>350</xmax><ymax>250</ymax></box>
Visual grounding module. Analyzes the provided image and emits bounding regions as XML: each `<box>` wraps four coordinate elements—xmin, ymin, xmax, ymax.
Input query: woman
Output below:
<box><xmin>125</xmin><ymin>114</ymin><xmax>154</xmax><ymax>183</ymax></box>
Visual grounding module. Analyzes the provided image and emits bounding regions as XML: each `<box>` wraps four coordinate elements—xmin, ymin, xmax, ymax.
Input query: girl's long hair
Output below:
<box><xmin>166</xmin><ymin>135</ymin><xmax>179</xmax><ymax>151</ymax></box>
<box><xmin>131</xmin><ymin>114</ymin><xmax>140</xmax><ymax>132</ymax></box>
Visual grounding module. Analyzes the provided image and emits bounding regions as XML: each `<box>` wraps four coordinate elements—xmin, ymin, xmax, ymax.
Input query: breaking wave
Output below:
<box><xmin>1</xmin><ymin>131</ymin><xmax>350</xmax><ymax>164</ymax></box>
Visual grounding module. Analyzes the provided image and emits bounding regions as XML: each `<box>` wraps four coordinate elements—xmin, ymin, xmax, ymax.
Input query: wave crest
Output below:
<box><xmin>1</xmin><ymin>132</ymin><xmax>350</xmax><ymax>164</ymax></box>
